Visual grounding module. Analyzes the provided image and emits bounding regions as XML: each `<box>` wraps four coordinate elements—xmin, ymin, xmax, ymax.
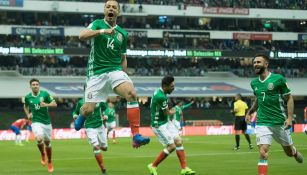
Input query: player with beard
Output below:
<box><xmin>75</xmin><ymin>0</ymin><xmax>150</xmax><ymax>148</ymax></box>
<box><xmin>246</xmin><ymin>54</ymin><xmax>303</xmax><ymax>175</ymax></box>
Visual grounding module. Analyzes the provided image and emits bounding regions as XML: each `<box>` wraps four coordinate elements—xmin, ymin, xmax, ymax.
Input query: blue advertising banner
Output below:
<box><xmin>298</xmin><ymin>34</ymin><xmax>307</xmax><ymax>41</ymax></box>
<box><xmin>41</xmin><ymin>82</ymin><xmax>251</xmax><ymax>97</ymax></box>
<box><xmin>12</xmin><ymin>27</ymin><xmax>64</xmax><ymax>36</ymax></box>
<box><xmin>0</xmin><ymin>0</ymin><xmax>23</xmax><ymax>7</ymax></box>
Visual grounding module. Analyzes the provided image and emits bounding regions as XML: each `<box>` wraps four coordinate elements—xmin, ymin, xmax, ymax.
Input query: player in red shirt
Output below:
<box><xmin>9</xmin><ymin>118</ymin><xmax>29</xmax><ymax>146</ymax></box>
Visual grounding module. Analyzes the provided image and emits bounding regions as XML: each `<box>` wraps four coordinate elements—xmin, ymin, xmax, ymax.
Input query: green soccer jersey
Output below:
<box><xmin>72</xmin><ymin>98</ymin><xmax>106</xmax><ymax>128</ymax></box>
<box><xmin>87</xmin><ymin>19</ymin><xmax>128</xmax><ymax>77</ymax></box>
<box><xmin>150</xmin><ymin>88</ymin><xmax>169</xmax><ymax>127</ymax></box>
<box><xmin>172</xmin><ymin>102</ymin><xmax>193</xmax><ymax>121</ymax></box>
<box><xmin>24</xmin><ymin>90</ymin><xmax>55</xmax><ymax>125</ymax></box>
<box><xmin>105</xmin><ymin>107</ymin><xmax>115</xmax><ymax>123</ymax></box>
<box><xmin>250</xmin><ymin>73</ymin><xmax>291</xmax><ymax>126</ymax></box>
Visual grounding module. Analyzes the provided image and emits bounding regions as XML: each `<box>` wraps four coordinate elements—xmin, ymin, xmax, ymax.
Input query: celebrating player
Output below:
<box><xmin>73</xmin><ymin>97</ymin><xmax>108</xmax><ymax>175</ymax></box>
<box><xmin>170</xmin><ymin>100</ymin><xmax>194</xmax><ymax>135</ymax></box>
<box><xmin>246</xmin><ymin>54</ymin><xmax>303</xmax><ymax>175</ymax></box>
<box><xmin>147</xmin><ymin>76</ymin><xmax>195</xmax><ymax>175</ymax></box>
<box><xmin>74</xmin><ymin>0</ymin><xmax>150</xmax><ymax>148</ymax></box>
<box><xmin>23</xmin><ymin>78</ymin><xmax>57</xmax><ymax>173</ymax></box>
<box><xmin>231</xmin><ymin>94</ymin><xmax>253</xmax><ymax>150</ymax></box>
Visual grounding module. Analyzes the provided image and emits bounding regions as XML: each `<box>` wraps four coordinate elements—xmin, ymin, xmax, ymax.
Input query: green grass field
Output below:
<box><xmin>0</xmin><ymin>134</ymin><xmax>306</xmax><ymax>175</ymax></box>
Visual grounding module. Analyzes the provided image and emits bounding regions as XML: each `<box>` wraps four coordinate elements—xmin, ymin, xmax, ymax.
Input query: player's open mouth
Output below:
<box><xmin>108</xmin><ymin>12</ymin><xmax>114</xmax><ymax>17</ymax></box>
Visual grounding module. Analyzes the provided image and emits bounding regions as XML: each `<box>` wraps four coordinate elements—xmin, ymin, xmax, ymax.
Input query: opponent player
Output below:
<box><xmin>147</xmin><ymin>76</ymin><xmax>195</xmax><ymax>175</ymax></box>
<box><xmin>73</xmin><ymin>97</ymin><xmax>108</xmax><ymax>175</ymax></box>
<box><xmin>104</xmin><ymin>101</ymin><xmax>117</xmax><ymax>143</ymax></box>
<box><xmin>9</xmin><ymin>117</ymin><xmax>28</xmax><ymax>146</ymax></box>
<box><xmin>75</xmin><ymin>0</ymin><xmax>149</xmax><ymax>148</ymax></box>
<box><xmin>23</xmin><ymin>78</ymin><xmax>57</xmax><ymax>173</ymax></box>
<box><xmin>246</xmin><ymin>54</ymin><xmax>303</xmax><ymax>175</ymax></box>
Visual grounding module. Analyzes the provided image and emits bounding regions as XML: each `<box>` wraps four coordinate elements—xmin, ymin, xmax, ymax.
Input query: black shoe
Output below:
<box><xmin>305</xmin><ymin>130</ymin><xmax>307</xmax><ymax>134</ymax></box>
<box><xmin>249</xmin><ymin>144</ymin><xmax>254</xmax><ymax>149</ymax></box>
<box><xmin>102</xmin><ymin>169</ymin><xmax>107</xmax><ymax>175</ymax></box>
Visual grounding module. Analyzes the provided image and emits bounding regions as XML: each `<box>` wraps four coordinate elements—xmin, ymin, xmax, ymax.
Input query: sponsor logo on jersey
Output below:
<box><xmin>268</xmin><ymin>83</ymin><xmax>274</xmax><ymax>90</ymax></box>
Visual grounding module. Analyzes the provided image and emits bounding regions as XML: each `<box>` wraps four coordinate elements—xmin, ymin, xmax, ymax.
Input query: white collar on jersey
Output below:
<box><xmin>258</xmin><ymin>72</ymin><xmax>271</xmax><ymax>83</ymax></box>
<box><xmin>31</xmin><ymin>91</ymin><xmax>40</xmax><ymax>97</ymax></box>
<box><xmin>104</xmin><ymin>19</ymin><xmax>118</xmax><ymax>29</ymax></box>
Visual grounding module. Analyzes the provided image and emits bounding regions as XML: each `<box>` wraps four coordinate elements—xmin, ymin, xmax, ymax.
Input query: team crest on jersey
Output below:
<box><xmin>267</xmin><ymin>83</ymin><xmax>274</xmax><ymax>90</ymax></box>
<box><xmin>117</xmin><ymin>33</ymin><xmax>123</xmax><ymax>42</ymax></box>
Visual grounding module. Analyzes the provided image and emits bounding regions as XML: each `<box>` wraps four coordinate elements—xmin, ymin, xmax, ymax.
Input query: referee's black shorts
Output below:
<box><xmin>234</xmin><ymin>116</ymin><xmax>247</xmax><ymax>131</ymax></box>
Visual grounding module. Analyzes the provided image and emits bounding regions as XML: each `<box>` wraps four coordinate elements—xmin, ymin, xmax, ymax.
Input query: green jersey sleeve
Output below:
<box><xmin>87</xmin><ymin>20</ymin><xmax>99</xmax><ymax>30</ymax></box>
<box><xmin>72</xmin><ymin>99</ymin><xmax>83</xmax><ymax>117</ymax></box>
<box><xmin>45</xmin><ymin>92</ymin><xmax>55</xmax><ymax>104</ymax></box>
<box><xmin>279</xmin><ymin>76</ymin><xmax>291</xmax><ymax>95</ymax></box>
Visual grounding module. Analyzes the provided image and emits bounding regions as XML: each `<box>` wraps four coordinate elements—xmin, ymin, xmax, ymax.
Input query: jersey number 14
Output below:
<box><xmin>107</xmin><ymin>38</ymin><xmax>115</xmax><ymax>50</ymax></box>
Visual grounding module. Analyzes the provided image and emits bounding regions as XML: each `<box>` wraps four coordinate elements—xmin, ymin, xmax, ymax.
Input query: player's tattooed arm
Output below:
<box><xmin>245</xmin><ymin>99</ymin><xmax>258</xmax><ymax>123</ymax></box>
<box><xmin>121</xmin><ymin>54</ymin><xmax>127</xmax><ymax>72</ymax></box>
<box><xmin>284</xmin><ymin>94</ymin><xmax>294</xmax><ymax>129</ymax></box>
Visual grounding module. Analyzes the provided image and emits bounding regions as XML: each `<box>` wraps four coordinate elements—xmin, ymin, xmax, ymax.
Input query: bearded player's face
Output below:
<box><xmin>253</xmin><ymin>56</ymin><xmax>268</xmax><ymax>75</ymax></box>
<box><xmin>104</xmin><ymin>1</ymin><xmax>119</xmax><ymax>21</ymax></box>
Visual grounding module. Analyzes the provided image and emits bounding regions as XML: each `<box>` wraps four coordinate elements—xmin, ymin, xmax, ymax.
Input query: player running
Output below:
<box><xmin>23</xmin><ymin>78</ymin><xmax>57</xmax><ymax>173</ymax></box>
<box><xmin>73</xmin><ymin>97</ymin><xmax>108</xmax><ymax>175</ymax></box>
<box><xmin>246</xmin><ymin>54</ymin><xmax>303</xmax><ymax>175</ymax></box>
<box><xmin>148</xmin><ymin>76</ymin><xmax>195</xmax><ymax>175</ymax></box>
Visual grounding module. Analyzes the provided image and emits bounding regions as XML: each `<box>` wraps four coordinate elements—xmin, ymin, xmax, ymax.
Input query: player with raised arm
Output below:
<box><xmin>23</xmin><ymin>78</ymin><xmax>57</xmax><ymax>173</ymax></box>
<box><xmin>245</xmin><ymin>54</ymin><xmax>303</xmax><ymax>175</ymax></box>
<box><xmin>73</xmin><ymin>97</ymin><xmax>108</xmax><ymax>175</ymax></box>
<box><xmin>147</xmin><ymin>76</ymin><xmax>195</xmax><ymax>175</ymax></box>
<box><xmin>170</xmin><ymin>100</ymin><xmax>194</xmax><ymax>135</ymax></box>
<box><xmin>74</xmin><ymin>0</ymin><xmax>149</xmax><ymax>148</ymax></box>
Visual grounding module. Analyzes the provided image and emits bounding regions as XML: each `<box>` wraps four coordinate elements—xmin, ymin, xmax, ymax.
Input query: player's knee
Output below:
<box><xmin>167</xmin><ymin>144</ymin><xmax>176</xmax><ymax>152</ymax></box>
<box><xmin>259</xmin><ymin>149</ymin><xmax>268</xmax><ymax>159</ymax></box>
<box><xmin>126</xmin><ymin>90</ymin><xmax>137</xmax><ymax>101</ymax></box>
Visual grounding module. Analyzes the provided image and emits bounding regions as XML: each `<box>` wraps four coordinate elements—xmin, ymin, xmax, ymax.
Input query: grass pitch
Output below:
<box><xmin>0</xmin><ymin>134</ymin><xmax>306</xmax><ymax>175</ymax></box>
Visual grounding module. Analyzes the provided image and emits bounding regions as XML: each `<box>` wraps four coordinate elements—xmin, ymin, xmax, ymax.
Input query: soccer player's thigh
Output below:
<box><xmin>255</xmin><ymin>126</ymin><xmax>273</xmax><ymax>145</ymax></box>
<box><xmin>271</xmin><ymin>126</ymin><xmax>293</xmax><ymax>146</ymax></box>
<box><xmin>167</xmin><ymin>121</ymin><xmax>180</xmax><ymax>138</ymax></box>
<box><xmin>32</xmin><ymin>123</ymin><xmax>45</xmax><ymax>140</ymax></box>
<box><xmin>97</xmin><ymin>126</ymin><xmax>108</xmax><ymax>148</ymax></box>
<box><xmin>85</xmin><ymin>74</ymin><xmax>110</xmax><ymax>103</ymax></box>
<box><xmin>41</xmin><ymin>124</ymin><xmax>52</xmax><ymax>141</ymax></box>
<box><xmin>152</xmin><ymin>124</ymin><xmax>175</xmax><ymax>146</ymax></box>
<box><xmin>86</xmin><ymin>128</ymin><xmax>100</xmax><ymax>147</ymax></box>
<box><xmin>108</xmin><ymin>70</ymin><xmax>133</xmax><ymax>90</ymax></box>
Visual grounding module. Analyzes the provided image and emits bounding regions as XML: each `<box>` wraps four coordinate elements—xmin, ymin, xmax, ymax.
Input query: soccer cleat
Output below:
<box><xmin>305</xmin><ymin>130</ymin><xmax>307</xmax><ymax>134</ymax></box>
<box><xmin>233</xmin><ymin>146</ymin><xmax>240</xmax><ymax>151</ymax></box>
<box><xmin>132</xmin><ymin>134</ymin><xmax>150</xmax><ymax>148</ymax></box>
<box><xmin>48</xmin><ymin>163</ymin><xmax>54</xmax><ymax>173</ymax></box>
<box><xmin>102</xmin><ymin>169</ymin><xmax>107</xmax><ymax>175</ymax></box>
<box><xmin>181</xmin><ymin>167</ymin><xmax>196</xmax><ymax>175</ymax></box>
<box><xmin>74</xmin><ymin>115</ymin><xmax>85</xmax><ymax>131</ymax></box>
<box><xmin>147</xmin><ymin>163</ymin><xmax>158</xmax><ymax>175</ymax></box>
<box><xmin>294</xmin><ymin>151</ymin><xmax>303</xmax><ymax>163</ymax></box>
<box><xmin>41</xmin><ymin>155</ymin><xmax>46</xmax><ymax>166</ymax></box>
<box><xmin>249</xmin><ymin>144</ymin><xmax>254</xmax><ymax>150</ymax></box>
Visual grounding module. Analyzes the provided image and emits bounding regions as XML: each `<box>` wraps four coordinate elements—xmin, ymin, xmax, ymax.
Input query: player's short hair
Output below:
<box><xmin>236</xmin><ymin>93</ymin><xmax>242</xmax><ymax>99</ymax></box>
<box><xmin>105</xmin><ymin>0</ymin><xmax>120</xmax><ymax>11</ymax></box>
<box><xmin>162</xmin><ymin>76</ymin><xmax>174</xmax><ymax>87</ymax></box>
<box><xmin>29</xmin><ymin>78</ymin><xmax>40</xmax><ymax>85</ymax></box>
<box><xmin>254</xmin><ymin>53</ymin><xmax>270</xmax><ymax>62</ymax></box>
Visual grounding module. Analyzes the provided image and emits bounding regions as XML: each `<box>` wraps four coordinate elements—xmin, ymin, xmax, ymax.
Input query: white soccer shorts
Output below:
<box><xmin>85</xmin><ymin>70</ymin><xmax>133</xmax><ymax>103</ymax></box>
<box><xmin>85</xmin><ymin>125</ymin><xmax>108</xmax><ymax>148</ymax></box>
<box><xmin>31</xmin><ymin>123</ymin><xmax>52</xmax><ymax>141</ymax></box>
<box><xmin>106</xmin><ymin>121</ymin><xmax>116</xmax><ymax>130</ymax></box>
<box><xmin>255</xmin><ymin>125</ymin><xmax>293</xmax><ymax>146</ymax></box>
<box><xmin>168</xmin><ymin>120</ymin><xmax>182</xmax><ymax>136</ymax></box>
<box><xmin>152</xmin><ymin>123</ymin><xmax>180</xmax><ymax>146</ymax></box>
